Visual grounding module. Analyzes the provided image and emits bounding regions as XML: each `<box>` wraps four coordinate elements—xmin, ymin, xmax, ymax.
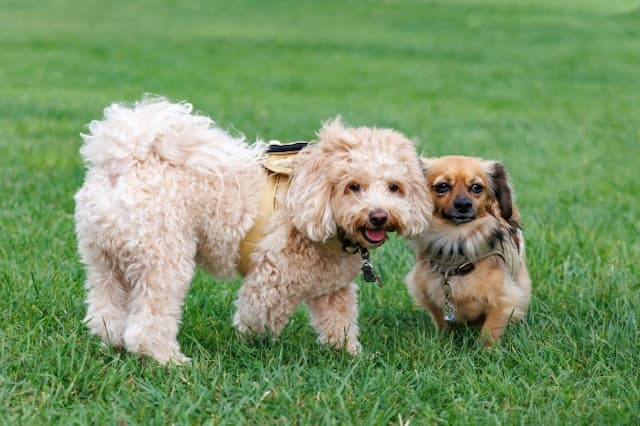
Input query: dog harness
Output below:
<box><xmin>236</xmin><ymin>141</ymin><xmax>305</xmax><ymax>276</ymax></box>
<box><xmin>237</xmin><ymin>141</ymin><xmax>381</xmax><ymax>286</ymax></box>
<box><xmin>428</xmin><ymin>229</ymin><xmax>523</xmax><ymax>322</ymax></box>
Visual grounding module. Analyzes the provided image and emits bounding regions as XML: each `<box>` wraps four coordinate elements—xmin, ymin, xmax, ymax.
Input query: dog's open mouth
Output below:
<box><xmin>363</xmin><ymin>228</ymin><xmax>387</xmax><ymax>244</ymax></box>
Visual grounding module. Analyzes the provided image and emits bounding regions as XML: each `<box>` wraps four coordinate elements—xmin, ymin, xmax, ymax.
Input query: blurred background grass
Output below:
<box><xmin>1</xmin><ymin>0</ymin><xmax>639</xmax><ymax>424</ymax></box>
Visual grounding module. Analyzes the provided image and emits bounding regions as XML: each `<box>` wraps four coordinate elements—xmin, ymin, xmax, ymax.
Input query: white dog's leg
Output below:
<box><xmin>83</xmin><ymin>251</ymin><xmax>129</xmax><ymax>348</ymax></box>
<box><xmin>122</xmin><ymin>257</ymin><xmax>195</xmax><ymax>364</ymax></box>
<box><xmin>233</xmin><ymin>276</ymin><xmax>301</xmax><ymax>339</ymax></box>
<box><xmin>306</xmin><ymin>283</ymin><xmax>361</xmax><ymax>355</ymax></box>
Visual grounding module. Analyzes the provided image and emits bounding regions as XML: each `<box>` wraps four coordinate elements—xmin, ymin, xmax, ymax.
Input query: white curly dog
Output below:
<box><xmin>74</xmin><ymin>97</ymin><xmax>432</xmax><ymax>363</ymax></box>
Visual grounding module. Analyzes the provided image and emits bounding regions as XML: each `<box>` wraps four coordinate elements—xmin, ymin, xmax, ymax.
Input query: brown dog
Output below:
<box><xmin>406</xmin><ymin>155</ymin><xmax>531</xmax><ymax>346</ymax></box>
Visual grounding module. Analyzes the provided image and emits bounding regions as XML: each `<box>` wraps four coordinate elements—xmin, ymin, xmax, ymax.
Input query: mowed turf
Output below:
<box><xmin>1</xmin><ymin>0</ymin><xmax>639</xmax><ymax>424</ymax></box>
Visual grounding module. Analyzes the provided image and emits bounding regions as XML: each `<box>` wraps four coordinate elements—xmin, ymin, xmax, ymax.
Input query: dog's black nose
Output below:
<box><xmin>453</xmin><ymin>197</ymin><xmax>473</xmax><ymax>213</ymax></box>
<box><xmin>368</xmin><ymin>208</ymin><xmax>388</xmax><ymax>227</ymax></box>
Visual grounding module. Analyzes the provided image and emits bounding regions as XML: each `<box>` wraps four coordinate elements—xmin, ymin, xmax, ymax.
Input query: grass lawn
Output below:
<box><xmin>1</xmin><ymin>0</ymin><xmax>639</xmax><ymax>424</ymax></box>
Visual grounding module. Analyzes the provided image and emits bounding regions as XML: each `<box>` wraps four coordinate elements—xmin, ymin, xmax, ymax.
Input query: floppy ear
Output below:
<box><xmin>402</xmin><ymin>157</ymin><xmax>434</xmax><ymax>237</ymax></box>
<box><xmin>286</xmin><ymin>146</ymin><xmax>336</xmax><ymax>242</ymax></box>
<box><xmin>287</xmin><ymin>117</ymin><xmax>361</xmax><ymax>241</ymax></box>
<box><xmin>484</xmin><ymin>161</ymin><xmax>513</xmax><ymax>221</ymax></box>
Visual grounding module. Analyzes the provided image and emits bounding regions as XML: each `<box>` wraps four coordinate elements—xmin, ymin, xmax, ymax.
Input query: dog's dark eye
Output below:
<box><xmin>434</xmin><ymin>182</ymin><xmax>450</xmax><ymax>194</ymax></box>
<box><xmin>348</xmin><ymin>183</ymin><xmax>361</xmax><ymax>193</ymax></box>
<box><xmin>388</xmin><ymin>183</ymin><xmax>400</xmax><ymax>193</ymax></box>
<box><xmin>470</xmin><ymin>183</ymin><xmax>484</xmax><ymax>194</ymax></box>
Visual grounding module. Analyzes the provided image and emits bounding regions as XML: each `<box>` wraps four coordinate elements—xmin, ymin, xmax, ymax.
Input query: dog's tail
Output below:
<box><xmin>79</xmin><ymin>96</ymin><xmax>261</xmax><ymax>174</ymax></box>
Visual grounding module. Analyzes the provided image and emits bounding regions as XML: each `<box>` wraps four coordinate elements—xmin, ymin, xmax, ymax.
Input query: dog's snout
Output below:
<box><xmin>453</xmin><ymin>197</ymin><xmax>473</xmax><ymax>213</ymax></box>
<box><xmin>368</xmin><ymin>208</ymin><xmax>388</xmax><ymax>227</ymax></box>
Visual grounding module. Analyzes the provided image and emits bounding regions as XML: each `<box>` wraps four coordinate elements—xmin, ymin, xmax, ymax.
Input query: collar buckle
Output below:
<box><xmin>456</xmin><ymin>261</ymin><xmax>475</xmax><ymax>276</ymax></box>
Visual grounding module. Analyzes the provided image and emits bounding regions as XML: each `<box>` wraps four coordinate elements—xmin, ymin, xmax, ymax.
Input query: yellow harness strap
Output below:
<box><xmin>237</xmin><ymin>147</ymin><xmax>296</xmax><ymax>276</ymax></box>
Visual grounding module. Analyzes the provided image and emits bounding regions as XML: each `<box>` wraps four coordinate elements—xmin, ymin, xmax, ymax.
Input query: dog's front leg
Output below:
<box><xmin>479</xmin><ymin>307</ymin><xmax>509</xmax><ymax>347</ymax></box>
<box><xmin>424</xmin><ymin>300</ymin><xmax>453</xmax><ymax>334</ymax></box>
<box><xmin>306</xmin><ymin>283</ymin><xmax>361</xmax><ymax>355</ymax></box>
<box><xmin>233</xmin><ymin>273</ymin><xmax>301</xmax><ymax>339</ymax></box>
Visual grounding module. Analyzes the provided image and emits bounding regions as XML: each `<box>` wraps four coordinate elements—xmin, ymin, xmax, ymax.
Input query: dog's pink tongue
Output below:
<box><xmin>365</xmin><ymin>229</ymin><xmax>386</xmax><ymax>243</ymax></box>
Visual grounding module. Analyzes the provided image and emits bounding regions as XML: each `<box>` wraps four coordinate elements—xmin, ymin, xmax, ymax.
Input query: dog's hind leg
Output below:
<box><xmin>122</xmin><ymin>246</ymin><xmax>196</xmax><ymax>364</ymax></box>
<box><xmin>306</xmin><ymin>283</ymin><xmax>361</xmax><ymax>355</ymax></box>
<box><xmin>82</xmin><ymin>248</ymin><xmax>129</xmax><ymax>348</ymax></box>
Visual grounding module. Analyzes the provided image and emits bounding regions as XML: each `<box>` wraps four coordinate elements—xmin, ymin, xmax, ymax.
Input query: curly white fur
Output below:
<box><xmin>74</xmin><ymin>97</ymin><xmax>432</xmax><ymax>363</ymax></box>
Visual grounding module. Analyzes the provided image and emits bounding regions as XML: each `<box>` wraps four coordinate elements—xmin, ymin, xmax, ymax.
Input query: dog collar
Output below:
<box><xmin>431</xmin><ymin>235</ymin><xmax>520</xmax><ymax>323</ymax></box>
<box><xmin>323</xmin><ymin>227</ymin><xmax>360</xmax><ymax>256</ymax></box>
<box><xmin>437</xmin><ymin>258</ymin><xmax>486</xmax><ymax>323</ymax></box>
<box><xmin>428</xmin><ymin>230</ymin><xmax>521</xmax><ymax>278</ymax></box>
<box><xmin>325</xmin><ymin>227</ymin><xmax>383</xmax><ymax>287</ymax></box>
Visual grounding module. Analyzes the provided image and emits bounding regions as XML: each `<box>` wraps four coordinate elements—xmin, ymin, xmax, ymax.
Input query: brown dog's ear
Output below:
<box><xmin>418</xmin><ymin>157</ymin><xmax>434</xmax><ymax>176</ymax></box>
<box><xmin>484</xmin><ymin>161</ymin><xmax>513</xmax><ymax>221</ymax></box>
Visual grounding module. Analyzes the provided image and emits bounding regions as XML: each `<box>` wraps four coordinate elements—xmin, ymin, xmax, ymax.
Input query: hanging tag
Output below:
<box><xmin>442</xmin><ymin>276</ymin><xmax>455</xmax><ymax>322</ymax></box>
<box><xmin>443</xmin><ymin>302</ymin><xmax>456</xmax><ymax>322</ymax></box>
<box><xmin>359</xmin><ymin>248</ymin><xmax>383</xmax><ymax>287</ymax></box>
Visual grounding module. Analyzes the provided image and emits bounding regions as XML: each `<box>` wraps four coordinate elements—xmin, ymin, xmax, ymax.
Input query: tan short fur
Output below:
<box><xmin>406</xmin><ymin>155</ymin><xmax>531</xmax><ymax>346</ymax></box>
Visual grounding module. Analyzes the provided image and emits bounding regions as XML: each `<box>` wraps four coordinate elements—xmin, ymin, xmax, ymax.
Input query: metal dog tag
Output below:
<box><xmin>360</xmin><ymin>248</ymin><xmax>383</xmax><ymax>287</ymax></box>
<box><xmin>443</xmin><ymin>301</ymin><xmax>456</xmax><ymax>322</ymax></box>
<box><xmin>443</xmin><ymin>278</ymin><xmax>455</xmax><ymax>322</ymax></box>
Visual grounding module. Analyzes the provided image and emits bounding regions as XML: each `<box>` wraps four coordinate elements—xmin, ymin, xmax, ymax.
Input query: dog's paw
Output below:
<box><xmin>480</xmin><ymin>337</ymin><xmax>498</xmax><ymax>349</ymax></box>
<box><xmin>234</xmin><ymin>320</ymin><xmax>247</xmax><ymax>334</ymax></box>
<box><xmin>151</xmin><ymin>349</ymin><xmax>190</xmax><ymax>365</ymax></box>
<box><xmin>147</xmin><ymin>352</ymin><xmax>191</xmax><ymax>365</ymax></box>
<box><xmin>318</xmin><ymin>333</ymin><xmax>362</xmax><ymax>356</ymax></box>
<box><xmin>136</xmin><ymin>348</ymin><xmax>191</xmax><ymax>365</ymax></box>
<box><xmin>233</xmin><ymin>316</ymin><xmax>256</xmax><ymax>335</ymax></box>
<box><xmin>169</xmin><ymin>353</ymin><xmax>191</xmax><ymax>365</ymax></box>
<box><xmin>233</xmin><ymin>311</ymin><xmax>271</xmax><ymax>337</ymax></box>
<box><xmin>345</xmin><ymin>340</ymin><xmax>363</xmax><ymax>356</ymax></box>
<box><xmin>123</xmin><ymin>328</ymin><xmax>189</xmax><ymax>365</ymax></box>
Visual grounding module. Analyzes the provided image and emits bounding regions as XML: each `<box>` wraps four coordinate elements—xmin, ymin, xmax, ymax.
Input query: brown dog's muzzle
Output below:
<box><xmin>445</xmin><ymin>196</ymin><xmax>476</xmax><ymax>224</ymax></box>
